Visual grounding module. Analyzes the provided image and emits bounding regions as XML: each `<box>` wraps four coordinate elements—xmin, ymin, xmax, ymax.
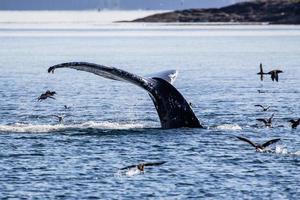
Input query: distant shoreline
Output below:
<box><xmin>128</xmin><ymin>0</ymin><xmax>300</xmax><ymax>25</ymax></box>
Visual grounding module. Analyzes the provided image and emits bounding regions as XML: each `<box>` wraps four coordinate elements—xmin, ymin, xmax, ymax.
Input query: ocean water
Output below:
<box><xmin>0</xmin><ymin>11</ymin><xmax>300</xmax><ymax>199</ymax></box>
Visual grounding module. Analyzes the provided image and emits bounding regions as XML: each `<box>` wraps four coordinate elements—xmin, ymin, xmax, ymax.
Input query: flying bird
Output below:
<box><xmin>64</xmin><ymin>105</ymin><xmax>71</xmax><ymax>109</ymax></box>
<box><xmin>268</xmin><ymin>70</ymin><xmax>283</xmax><ymax>82</ymax></box>
<box><xmin>289</xmin><ymin>119</ymin><xmax>300</xmax><ymax>129</ymax></box>
<box><xmin>45</xmin><ymin>90</ymin><xmax>56</xmax><ymax>96</ymax></box>
<box><xmin>255</xmin><ymin>104</ymin><xmax>271</xmax><ymax>112</ymax></box>
<box><xmin>51</xmin><ymin>115</ymin><xmax>64</xmax><ymax>123</ymax></box>
<box><xmin>256</xmin><ymin>113</ymin><xmax>274</xmax><ymax>127</ymax></box>
<box><xmin>257</xmin><ymin>63</ymin><xmax>267</xmax><ymax>81</ymax></box>
<box><xmin>236</xmin><ymin>136</ymin><xmax>280</xmax><ymax>152</ymax></box>
<box><xmin>120</xmin><ymin>161</ymin><xmax>167</xmax><ymax>172</ymax></box>
<box><xmin>38</xmin><ymin>90</ymin><xmax>56</xmax><ymax>101</ymax></box>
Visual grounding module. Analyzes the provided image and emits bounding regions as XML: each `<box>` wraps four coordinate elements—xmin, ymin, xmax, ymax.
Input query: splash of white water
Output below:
<box><xmin>0</xmin><ymin>121</ymin><xmax>144</xmax><ymax>133</ymax></box>
<box><xmin>216</xmin><ymin>124</ymin><xmax>242</xmax><ymax>130</ymax></box>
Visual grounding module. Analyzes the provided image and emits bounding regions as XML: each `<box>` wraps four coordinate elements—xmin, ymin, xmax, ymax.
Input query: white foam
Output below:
<box><xmin>275</xmin><ymin>145</ymin><xmax>288</xmax><ymax>155</ymax></box>
<box><xmin>125</xmin><ymin>168</ymin><xmax>141</xmax><ymax>177</ymax></box>
<box><xmin>216</xmin><ymin>124</ymin><xmax>242</xmax><ymax>130</ymax></box>
<box><xmin>116</xmin><ymin>168</ymin><xmax>141</xmax><ymax>178</ymax></box>
<box><xmin>291</xmin><ymin>151</ymin><xmax>300</xmax><ymax>156</ymax></box>
<box><xmin>0</xmin><ymin>121</ymin><xmax>144</xmax><ymax>133</ymax></box>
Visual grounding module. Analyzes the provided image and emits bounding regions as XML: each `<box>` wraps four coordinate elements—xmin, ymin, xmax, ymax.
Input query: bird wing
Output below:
<box><xmin>236</xmin><ymin>136</ymin><xmax>257</xmax><ymax>148</ymax></box>
<box><xmin>271</xmin><ymin>72</ymin><xmax>275</xmax><ymax>81</ymax></box>
<box><xmin>119</xmin><ymin>164</ymin><xmax>137</xmax><ymax>170</ymax></box>
<box><xmin>256</xmin><ymin>119</ymin><xmax>267</xmax><ymax>124</ymax></box>
<box><xmin>143</xmin><ymin>161</ymin><xmax>167</xmax><ymax>167</ymax></box>
<box><xmin>260</xmin><ymin>63</ymin><xmax>263</xmax><ymax>73</ymax></box>
<box><xmin>275</xmin><ymin>72</ymin><xmax>279</xmax><ymax>82</ymax></box>
<box><xmin>262</xmin><ymin>138</ymin><xmax>280</xmax><ymax>148</ymax></box>
<box><xmin>268</xmin><ymin>113</ymin><xmax>274</xmax><ymax>123</ymax></box>
<box><xmin>259</xmin><ymin>63</ymin><xmax>264</xmax><ymax>81</ymax></box>
<box><xmin>51</xmin><ymin>115</ymin><xmax>61</xmax><ymax>119</ymax></box>
<box><xmin>255</xmin><ymin>104</ymin><xmax>263</xmax><ymax>108</ymax></box>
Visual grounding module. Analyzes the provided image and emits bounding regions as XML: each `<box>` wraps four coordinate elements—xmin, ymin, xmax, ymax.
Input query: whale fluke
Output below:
<box><xmin>48</xmin><ymin>62</ymin><xmax>202</xmax><ymax>129</ymax></box>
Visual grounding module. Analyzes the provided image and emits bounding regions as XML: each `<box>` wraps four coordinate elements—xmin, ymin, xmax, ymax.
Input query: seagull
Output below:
<box><xmin>268</xmin><ymin>70</ymin><xmax>283</xmax><ymax>82</ymax></box>
<box><xmin>289</xmin><ymin>119</ymin><xmax>300</xmax><ymax>129</ymax></box>
<box><xmin>64</xmin><ymin>105</ymin><xmax>71</xmax><ymax>109</ymax></box>
<box><xmin>51</xmin><ymin>115</ymin><xmax>64</xmax><ymax>123</ymax></box>
<box><xmin>256</xmin><ymin>113</ymin><xmax>274</xmax><ymax>127</ymax></box>
<box><xmin>120</xmin><ymin>161</ymin><xmax>167</xmax><ymax>173</ymax></box>
<box><xmin>236</xmin><ymin>136</ymin><xmax>280</xmax><ymax>152</ymax></box>
<box><xmin>255</xmin><ymin>104</ymin><xmax>271</xmax><ymax>112</ymax></box>
<box><xmin>38</xmin><ymin>90</ymin><xmax>56</xmax><ymax>101</ymax></box>
<box><xmin>257</xmin><ymin>63</ymin><xmax>267</xmax><ymax>81</ymax></box>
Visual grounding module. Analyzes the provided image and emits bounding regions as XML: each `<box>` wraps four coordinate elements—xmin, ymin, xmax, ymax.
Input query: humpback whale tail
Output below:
<box><xmin>48</xmin><ymin>62</ymin><xmax>202</xmax><ymax>129</ymax></box>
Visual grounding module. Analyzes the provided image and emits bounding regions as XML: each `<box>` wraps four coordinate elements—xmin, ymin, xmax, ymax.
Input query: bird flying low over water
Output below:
<box><xmin>289</xmin><ymin>119</ymin><xmax>300</xmax><ymax>129</ymax></box>
<box><xmin>64</xmin><ymin>105</ymin><xmax>71</xmax><ymax>109</ymax></box>
<box><xmin>120</xmin><ymin>161</ymin><xmax>167</xmax><ymax>173</ymax></box>
<box><xmin>236</xmin><ymin>136</ymin><xmax>280</xmax><ymax>152</ymax></box>
<box><xmin>38</xmin><ymin>90</ymin><xmax>56</xmax><ymax>101</ymax></box>
<box><xmin>255</xmin><ymin>104</ymin><xmax>271</xmax><ymax>112</ymax></box>
<box><xmin>47</xmin><ymin>62</ymin><xmax>203</xmax><ymax>129</ymax></box>
<box><xmin>257</xmin><ymin>63</ymin><xmax>267</xmax><ymax>81</ymax></box>
<box><xmin>51</xmin><ymin>115</ymin><xmax>64</xmax><ymax>123</ymax></box>
<box><xmin>256</xmin><ymin>113</ymin><xmax>274</xmax><ymax>127</ymax></box>
<box><xmin>257</xmin><ymin>63</ymin><xmax>283</xmax><ymax>82</ymax></box>
<box><xmin>268</xmin><ymin>70</ymin><xmax>283</xmax><ymax>82</ymax></box>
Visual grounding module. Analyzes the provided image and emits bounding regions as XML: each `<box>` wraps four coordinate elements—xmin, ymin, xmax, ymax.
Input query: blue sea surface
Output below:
<box><xmin>0</xmin><ymin>22</ymin><xmax>300</xmax><ymax>199</ymax></box>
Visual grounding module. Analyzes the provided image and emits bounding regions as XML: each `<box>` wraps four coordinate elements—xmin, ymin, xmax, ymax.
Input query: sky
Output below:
<box><xmin>0</xmin><ymin>0</ymin><xmax>247</xmax><ymax>10</ymax></box>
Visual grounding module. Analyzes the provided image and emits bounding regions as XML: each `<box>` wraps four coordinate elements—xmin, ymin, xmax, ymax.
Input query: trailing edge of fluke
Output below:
<box><xmin>48</xmin><ymin>62</ymin><xmax>203</xmax><ymax>129</ymax></box>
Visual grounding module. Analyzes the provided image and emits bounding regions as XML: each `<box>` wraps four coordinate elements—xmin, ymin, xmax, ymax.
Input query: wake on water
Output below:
<box><xmin>0</xmin><ymin>121</ymin><xmax>145</xmax><ymax>133</ymax></box>
<box><xmin>215</xmin><ymin>124</ymin><xmax>242</xmax><ymax>131</ymax></box>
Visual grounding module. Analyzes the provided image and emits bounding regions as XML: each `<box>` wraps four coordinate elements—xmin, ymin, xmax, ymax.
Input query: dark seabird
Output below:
<box><xmin>257</xmin><ymin>63</ymin><xmax>267</xmax><ymax>81</ymax></box>
<box><xmin>38</xmin><ymin>90</ymin><xmax>56</xmax><ymax>101</ymax></box>
<box><xmin>268</xmin><ymin>70</ymin><xmax>283</xmax><ymax>82</ymax></box>
<box><xmin>256</xmin><ymin>113</ymin><xmax>274</xmax><ymax>127</ymax></box>
<box><xmin>289</xmin><ymin>119</ymin><xmax>300</xmax><ymax>129</ymax></box>
<box><xmin>236</xmin><ymin>136</ymin><xmax>280</xmax><ymax>152</ymax></box>
<box><xmin>255</xmin><ymin>104</ymin><xmax>270</xmax><ymax>112</ymax></box>
<box><xmin>48</xmin><ymin>62</ymin><xmax>203</xmax><ymax>129</ymax></box>
<box><xmin>257</xmin><ymin>89</ymin><xmax>266</xmax><ymax>94</ymax></box>
<box><xmin>52</xmin><ymin>115</ymin><xmax>64</xmax><ymax>123</ymax></box>
<box><xmin>120</xmin><ymin>161</ymin><xmax>167</xmax><ymax>173</ymax></box>
<box><xmin>64</xmin><ymin>105</ymin><xmax>71</xmax><ymax>109</ymax></box>
<box><xmin>45</xmin><ymin>90</ymin><xmax>56</xmax><ymax>96</ymax></box>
